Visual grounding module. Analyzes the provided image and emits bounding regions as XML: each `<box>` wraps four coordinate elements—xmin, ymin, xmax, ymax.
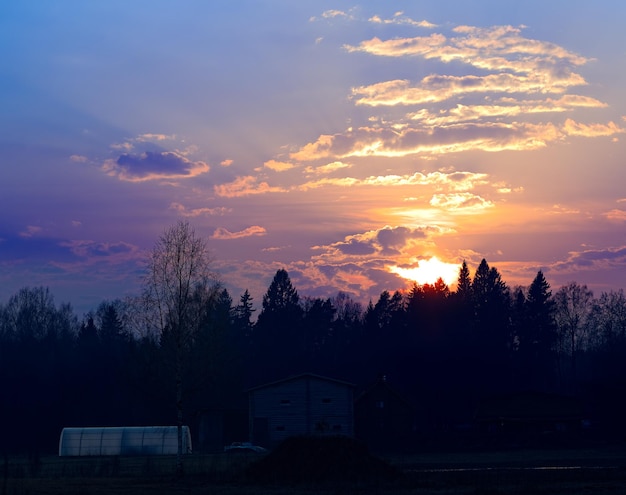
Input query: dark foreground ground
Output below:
<box><xmin>4</xmin><ymin>443</ymin><xmax>626</xmax><ymax>495</ymax></box>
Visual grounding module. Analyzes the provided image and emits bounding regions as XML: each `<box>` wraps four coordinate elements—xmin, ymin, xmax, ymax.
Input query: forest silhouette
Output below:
<box><xmin>2</xmin><ymin>259</ymin><xmax>626</xmax><ymax>455</ymax></box>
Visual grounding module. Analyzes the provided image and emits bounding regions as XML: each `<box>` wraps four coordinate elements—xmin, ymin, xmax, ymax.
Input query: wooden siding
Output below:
<box><xmin>249</xmin><ymin>374</ymin><xmax>354</xmax><ymax>447</ymax></box>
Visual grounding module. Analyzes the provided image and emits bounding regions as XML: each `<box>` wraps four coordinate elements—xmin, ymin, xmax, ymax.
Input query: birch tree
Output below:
<box><xmin>143</xmin><ymin>220</ymin><xmax>215</xmax><ymax>476</ymax></box>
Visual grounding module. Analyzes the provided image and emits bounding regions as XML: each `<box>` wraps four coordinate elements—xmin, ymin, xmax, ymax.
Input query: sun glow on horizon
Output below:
<box><xmin>389</xmin><ymin>256</ymin><xmax>459</xmax><ymax>287</ymax></box>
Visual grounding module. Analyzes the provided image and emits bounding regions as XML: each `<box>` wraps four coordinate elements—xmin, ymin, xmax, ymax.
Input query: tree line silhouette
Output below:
<box><xmin>2</xmin><ymin>259</ymin><xmax>626</xmax><ymax>454</ymax></box>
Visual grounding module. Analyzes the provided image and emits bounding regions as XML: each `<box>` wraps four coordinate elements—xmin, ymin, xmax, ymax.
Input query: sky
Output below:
<box><xmin>1</xmin><ymin>1</ymin><xmax>625</xmax><ymax>316</ymax></box>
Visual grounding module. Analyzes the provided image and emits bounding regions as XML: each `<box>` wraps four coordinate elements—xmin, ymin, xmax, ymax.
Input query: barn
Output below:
<box><xmin>248</xmin><ymin>373</ymin><xmax>355</xmax><ymax>448</ymax></box>
<box><xmin>58</xmin><ymin>426</ymin><xmax>192</xmax><ymax>456</ymax></box>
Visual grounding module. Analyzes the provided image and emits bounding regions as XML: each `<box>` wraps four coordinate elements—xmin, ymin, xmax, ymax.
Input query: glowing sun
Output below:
<box><xmin>389</xmin><ymin>256</ymin><xmax>459</xmax><ymax>287</ymax></box>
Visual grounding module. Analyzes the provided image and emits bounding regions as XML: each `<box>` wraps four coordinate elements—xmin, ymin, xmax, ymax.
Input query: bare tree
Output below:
<box><xmin>590</xmin><ymin>289</ymin><xmax>626</xmax><ymax>349</ymax></box>
<box><xmin>143</xmin><ymin>220</ymin><xmax>216</xmax><ymax>476</ymax></box>
<box><xmin>554</xmin><ymin>281</ymin><xmax>594</xmax><ymax>388</ymax></box>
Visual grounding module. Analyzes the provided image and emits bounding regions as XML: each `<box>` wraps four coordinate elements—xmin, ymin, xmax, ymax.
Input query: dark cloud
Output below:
<box><xmin>117</xmin><ymin>151</ymin><xmax>185</xmax><ymax>172</ymax></box>
<box><xmin>377</xmin><ymin>226</ymin><xmax>424</xmax><ymax>254</ymax></box>
<box><xmin>107</xmin><ymin>151</ymin><xmax>209</xmax><ymax>181</ymax></box>
<box><xmin>0</xmin><ymin>234</ymin><xmax>72</xmax><ymax>262</ymax></box>
<box><xmin>569</xmin><ymin>246</ymin><xmax>626</xmax><ymax>266</ymax></box>
<box><xmin>62</xmin><ymin>240</ymin><xmax>137</xmax><ymax>259</ymax></box>
<box><xmin>552</xmin><ymin>246</ymin><xmax>626</xmax><ymax>273</ymax></box>
<box><xmin>335</xmin><ymin>238</ymin><xmax>377</xmax><ymax>255</ymax></box>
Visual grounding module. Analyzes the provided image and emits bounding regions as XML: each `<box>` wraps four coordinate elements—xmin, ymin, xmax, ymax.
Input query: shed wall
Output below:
<box><xmin>249</xmin><ymin>375</ymin><xmax>353</xmax><ymax>447</ymax></box>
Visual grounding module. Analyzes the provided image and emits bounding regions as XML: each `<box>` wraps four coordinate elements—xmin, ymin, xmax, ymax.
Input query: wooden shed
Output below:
<box><xmin>248</xmin><ymin>373</ymin><xmax>355</xmax><ymax>448</ymax></box>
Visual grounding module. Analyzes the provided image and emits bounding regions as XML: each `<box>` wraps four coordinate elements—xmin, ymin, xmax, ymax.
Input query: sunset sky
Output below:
<box><xmin>1</xmin><ymin>1</ymin><xmax>625</xmax><ymax>315</ymax></box>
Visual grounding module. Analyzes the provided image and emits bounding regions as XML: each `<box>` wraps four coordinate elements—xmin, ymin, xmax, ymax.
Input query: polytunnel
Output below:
<box><xmin>58</xmin><ymin>426</ymin><xmax>192</xmax><ymax>456</ymax></box>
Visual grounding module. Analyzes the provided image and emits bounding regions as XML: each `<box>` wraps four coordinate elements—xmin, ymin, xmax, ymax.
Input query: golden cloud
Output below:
<box><xmin>298</xmin><ymin>170</ymin><xmax>488</xmax><ymax>192</ymax></box>
<box><xmin>304</xmin><ymin>161</ymin><xmax>352</xmax><ymax>175</ymax></box>
<box><xmin>290</xmin><ymin>121</ymin><xmax>565</xmax><ymax>161</ymax></box>
<box><xmin>368</xmin><ymin>14</ymin><xmax>437</xmax><ymax>29</ymax></box>
<box><xmin>264</xmin><ymin>159</ymin><xmax>296</xmax><ymax>172</ymax></box>
<box><xmin>290</xmin><ymin>134</ymin><xmax>335</xmax><ymax>161</ymax></box>
<box><xmin>352</xmin><ymin>72</ymin><xmax>586</xmax><ymax>107</ymax></box>
<box><xmin>563</xmin><ymin>119</ymin><xmax>625</xmax><ymax>137</ymax></box>
<box><xmin>347</xmin><ymin>24</ymin><xmax>588</xmax><ymax>69</ymax></box>
<box><xmin>429</xmin><ymin>192</ymin><xmax>494</xmax><ymax>211</ymax></box>
<box><xmin>345</xmin><ymin>33</ymin><xmax>446</xmax><ymax>57</ymax></box>
<box><xmin>409</xmin><ymin>95</ymin><xmax>607</xmax><ymax>126</ymax></box>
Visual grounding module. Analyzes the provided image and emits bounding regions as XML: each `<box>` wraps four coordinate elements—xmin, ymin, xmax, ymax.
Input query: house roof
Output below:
<box><xmin>247</xmin><ymin>373</ymin><xmax>355</xmax><ymax>392</ymax></box>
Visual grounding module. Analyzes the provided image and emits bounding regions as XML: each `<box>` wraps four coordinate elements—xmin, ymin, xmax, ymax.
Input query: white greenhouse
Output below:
<box><xmin>58</xmin><ymin>426</ymin><xmax>192</xmax><ymax>456</ymax></box>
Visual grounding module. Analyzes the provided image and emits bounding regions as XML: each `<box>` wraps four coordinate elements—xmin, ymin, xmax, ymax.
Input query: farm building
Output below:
<box><xmin>58</xmin><ymin>426</ymin><xmax>192</xmax><ymax>456</ymax></box>
<box><xmin>248</xmin><ymin>373</ymin><xmax>355</xmax><ymax>448</ymax></box>
<box><xmin>355</xmin><ymin>376</ymin><xmax>416</xmax><ymax>451</ymax></box>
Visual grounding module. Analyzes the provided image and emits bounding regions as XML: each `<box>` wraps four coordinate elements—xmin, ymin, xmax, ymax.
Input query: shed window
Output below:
<box><xmin>322</xmin><ymin>398</ymin><xmax>332</xmax><ymax>404</ymax></box>
<box><xmin>332</xmin><ymin>424</ymin><xmax>342</xmax><ymax>431</ymax></box>
<box><xmin>280</xmin><ymin>399</ymin><xmax>291</xmax><ymax>406</ymax></box>
<box><xmin>276</xmin><ymin>426</ymin><xmax>285</xmax><ymax>431</ymax></box>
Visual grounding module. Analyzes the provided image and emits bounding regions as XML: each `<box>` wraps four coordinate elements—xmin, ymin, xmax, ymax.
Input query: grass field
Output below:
<box><xmin>4</xmin><ymin>445</ymin><xmax>626</xmax><ymax>494</ymax></box>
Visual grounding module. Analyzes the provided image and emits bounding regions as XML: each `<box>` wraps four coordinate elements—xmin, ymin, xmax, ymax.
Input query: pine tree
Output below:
<box><xmin>235</xmin><ymin>290</ymin><xmax>255</xmax><ymax>330</ymax></box>
<box><xmin>455</xmin><ymin>260</ymin><xmax>472</xmax><ymax>301</ymax></box>
<box><xmin>258</xmin><ymin>269</ymin><xmax>300</xmax><ymax>319</ymax></box>
<box><xmin>254</xmin><ymin>269</ymin><xmax>303</xmax><ymax>381</ymax></box>
<box><xmin>522</xmin><ymin>270</ymin><xmax>557</xmax><ymax>390</ymax></box>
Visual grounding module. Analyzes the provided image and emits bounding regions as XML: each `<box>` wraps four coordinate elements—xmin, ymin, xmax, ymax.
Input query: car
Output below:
<box><xmin>224</xmin><ymin>441</ymin><xmax>267</xmax><ymax>453</ymax></box>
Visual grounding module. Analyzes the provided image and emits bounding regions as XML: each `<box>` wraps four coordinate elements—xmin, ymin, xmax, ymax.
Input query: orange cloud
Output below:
<box><xmin>604</xmin><ymin>209</ymin><xmax>626</xmax><ymax>222</ymax></box>
<box><xmin>169</xmin><ymin>202</ymin><xmax>231</xmax><ymax>217</ymax></box>
<box><xmin>214</xmin><ymin>176</ymin><xmax>287</xmax><ymax>197</ymax></box>
<box><xmin>211</xmin><ymin>226</ymin><xmax>267</xmax><ymax>240</ymax></box>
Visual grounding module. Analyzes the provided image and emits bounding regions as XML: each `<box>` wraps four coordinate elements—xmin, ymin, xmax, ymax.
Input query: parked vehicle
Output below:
<box><xmin>224</xmin><ymin>441</ymin><xmax>267</xmax><ymax>453</ymax></box>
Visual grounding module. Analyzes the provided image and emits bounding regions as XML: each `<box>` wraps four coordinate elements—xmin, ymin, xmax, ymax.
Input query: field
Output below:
<box><xmin>4</xmin><ymin>445</ymin><xmax>626</xmax><ymax>495</ymax></box>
